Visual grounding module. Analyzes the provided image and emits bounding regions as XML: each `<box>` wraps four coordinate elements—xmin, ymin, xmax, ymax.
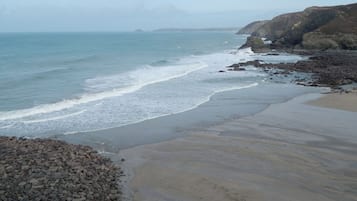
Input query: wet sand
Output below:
<box><xmin>121</xmin><ymin>93</ymin><xmax>357</xmax><ymax>201</ymax></box>
<box><xmin>307</xmin><ymin>90</ymin><xmax>357</xmax><ymax>112</ymax></box>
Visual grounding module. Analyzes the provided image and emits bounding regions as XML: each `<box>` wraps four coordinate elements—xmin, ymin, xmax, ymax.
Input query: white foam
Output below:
<box><xmin>63</xmin><ymin>131</ymin><xmax>79</xmax><ymax>135</ymax></box>
<box><xmin>21</xmin><ymin>110</ymin><xmax>87</xmax><ymax>124</ymax></box>
<box><xmin>63</xmin><ymin>82</ymin><xmax>259</xmax><ymax>135</ymax></box>
<box><xmin>85</xmin><ymin>61</ymin><xmax>206</xmax><ymax>92</ymax></box>
<box><xmin>0</xmin><ymin>62</ymin><xmax>207</xmax><ymax>121</ymax></box>
<box><xmin>0</xmin><ymin>124</ymin><xmax>14</xmax><ymax>129</ymax></box>
<box><xmin>213</xmin><ymin>82</ymin><xmax>258</xmax><ymax>94</ymax></box>
<box><xmin>231</xmin><ymin>47</ymin><xmax>254</xmax><ymax>56</ymax></box>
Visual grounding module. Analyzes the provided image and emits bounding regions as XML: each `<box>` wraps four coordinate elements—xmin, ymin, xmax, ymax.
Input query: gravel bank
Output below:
<box><xmin>0</xmin><ymin>137</ymin><xmax>121</xmax><ymax>201</ymax></box>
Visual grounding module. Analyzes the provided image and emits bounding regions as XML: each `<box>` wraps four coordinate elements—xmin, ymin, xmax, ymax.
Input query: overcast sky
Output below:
<box><xmin>0</xmin><ymin>0</ymin><xmax>356</xmax><ymax>32</ymax></box>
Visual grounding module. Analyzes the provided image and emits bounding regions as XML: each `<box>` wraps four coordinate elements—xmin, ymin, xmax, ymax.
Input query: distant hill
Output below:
<box><xmin>237</xmin><ymin>21</ymin><xmax>268</xmax><ymax>35</ymax></box>
<box><xmin>134</xmin><ymin>29</ymin><xmax>145</xmax><ymax>32</ymax></box>
<box><xmin>154</xmin><ymin>28</ymin><xmax>240</xmax><ymax>32</ymax></box>
<box><xmin>241</xmin><ymin>3</ymin><xmax>357</xmax><ymax>50</ymax></box>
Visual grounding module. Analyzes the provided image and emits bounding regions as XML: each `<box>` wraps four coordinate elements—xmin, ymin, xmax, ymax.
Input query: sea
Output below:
<box><xmin>0</xmin><ymin>32</ymin><xmax>305</xmax><ymax>137</ymax></box>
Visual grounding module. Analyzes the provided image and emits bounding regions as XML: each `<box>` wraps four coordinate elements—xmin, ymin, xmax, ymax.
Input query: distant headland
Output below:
<box><xmin>239</xmin><ymin>3</ymin><xmax>357</xmax><ymax>51</ymax></box>
<box><xmin>153</xmin><ymin>27</ymin><xmax>240</xmax><ymax>32</ymax></box>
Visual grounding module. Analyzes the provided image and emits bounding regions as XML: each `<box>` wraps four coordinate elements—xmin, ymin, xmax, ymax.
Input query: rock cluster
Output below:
<box><xmin>0</xmin><ymin>137</ymin><xmax>121</xmax><ymax>201</ymax></box>
<box><xmin>228</xmin><ymin>51</ymin><xmax>357</xmax><ymax>87</ymax></box>
<box><xmin>239</xmin><ymin>36</ymin><xmax>269</xmax><ymax>52</ymax></box>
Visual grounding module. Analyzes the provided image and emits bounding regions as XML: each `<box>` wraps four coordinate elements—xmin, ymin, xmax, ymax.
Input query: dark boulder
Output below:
<box><xmin>239</xmin><ymin>36</ymin><xmax>269</xmax><ymax>52</ymax></box>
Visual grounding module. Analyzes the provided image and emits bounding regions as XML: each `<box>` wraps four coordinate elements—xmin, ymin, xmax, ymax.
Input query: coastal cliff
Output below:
<box><xmin>239</xmin><ymin>3</ymin><xmax>357</xmax><ymax>50</ymax></box>
<box><xmin>237</xmin><ymin>20</ymin><xmax>268</xmax><ymax>34</ymax></box>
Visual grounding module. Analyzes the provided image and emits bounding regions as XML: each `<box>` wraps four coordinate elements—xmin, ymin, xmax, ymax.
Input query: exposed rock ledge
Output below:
<box><xmin>228</xmin><ymin>51</ymin><xmax>357</xmax><ymax>87</ymax></box>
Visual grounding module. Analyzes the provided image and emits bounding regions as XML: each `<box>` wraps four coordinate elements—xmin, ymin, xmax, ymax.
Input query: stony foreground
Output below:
<box><xmin>0</xmin><ymin>137</ymin><xmax>120</xmax><ymax>201</ymax></box>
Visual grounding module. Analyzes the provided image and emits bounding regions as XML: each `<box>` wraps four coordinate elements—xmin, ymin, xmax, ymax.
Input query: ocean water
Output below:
<box><xmin>0</xmin><ymin>32</ymin><xmax>302</xmax><ymax>137</ymax></box>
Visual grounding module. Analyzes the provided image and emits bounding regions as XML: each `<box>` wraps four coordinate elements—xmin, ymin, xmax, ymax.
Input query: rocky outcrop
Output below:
<box><xmin>229</xmin><ymin>51</ymin><xmax>357</xmax><ymax>86</ymax></box>
<box><xmin>240</xmin><ymin>3</ymin><xmax>357</xmax><ymax>50</ymax></box>
<box><xmin>0</xmin><ymin>137</ymin><xmax>121</xmax><ymax>201</ymax></box>
<box><xmin>239</xmin><ymin>36</ymin><xmax>269</xmax><ymax>52</ymax></box>
<box><xmin>237</xmin><ymin>20</ymin><xmax>268</xmax><ymax>34</ymax></box>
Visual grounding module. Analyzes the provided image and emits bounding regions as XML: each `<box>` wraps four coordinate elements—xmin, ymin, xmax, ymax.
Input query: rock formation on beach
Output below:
<box><xmin>228</xmin><ymin>51</ymin><xmax>357</xmax><ymax>87</ymax></box>
<box><xmin>239</xmin><ymin>36</ymin><xmax>269</xmax><ymax>52</ymax></box>
<box><xmin>0</xmin><ymin>137</ymin><xmax>121</xmax><ymax>201</ymax></box>
<box><xmin>239</xmin><ymin>3</ymin><xmax>357</xmax><ymax>51</ymax></box>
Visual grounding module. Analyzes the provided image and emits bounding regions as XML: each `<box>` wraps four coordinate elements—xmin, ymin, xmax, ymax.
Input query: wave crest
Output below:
<box><xmin>0</xmin><ymin>62</ymin><xmax>207</xmax><ymax>121</ymax></box>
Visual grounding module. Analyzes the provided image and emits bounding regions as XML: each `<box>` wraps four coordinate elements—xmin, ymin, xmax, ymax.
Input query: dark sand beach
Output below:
<box><xmin>308</xmin><ymin>89</ymin><xmax>357</xmax><ymax>112</ymax></box>
<box><xmin>120</xmin><ymin>92</ymin><xmax>357</xmax><ymax>201</ymax></box>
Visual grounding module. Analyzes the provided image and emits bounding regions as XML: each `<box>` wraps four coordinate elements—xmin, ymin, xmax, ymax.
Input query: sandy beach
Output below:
<box><xmin>120</xmin><ymin>92</ymin><xmax>357</xmax><ymax>201</ymax></box>
<box><xmin>308</xmin><ymin>90</ymin><xmax>357</xmax><ymax>112</ymax></box>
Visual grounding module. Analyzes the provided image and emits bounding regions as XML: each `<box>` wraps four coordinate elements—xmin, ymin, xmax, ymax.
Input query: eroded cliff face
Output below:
<box><xmin>240</xmin><ymin>3</ymin><xmax>357</xmax><ymax>51</ymax></box>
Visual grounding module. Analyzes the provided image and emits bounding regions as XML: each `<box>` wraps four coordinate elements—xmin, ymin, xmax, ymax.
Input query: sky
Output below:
<box><xmin>0</xmin><ymin>0</ymin><xmax>356</xmax><ymax>32</ymax></box>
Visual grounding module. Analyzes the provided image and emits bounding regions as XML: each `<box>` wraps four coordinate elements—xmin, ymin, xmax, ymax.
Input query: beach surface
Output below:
<box><xmin>308</xmin><ymin>90</ymin><xmax>357</xmax><ymax>112</ymax></box>
<box><xmin>120</xmin><ymin>92</ymin><xmax>357</xmax><ymax>201</ymax></box>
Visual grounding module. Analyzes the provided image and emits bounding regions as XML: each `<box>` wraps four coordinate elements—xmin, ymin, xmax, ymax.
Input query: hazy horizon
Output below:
<box><xmin>0</xmin><ymin>0</ymin><xmax>356</xmax><ymax>32</ymax></box>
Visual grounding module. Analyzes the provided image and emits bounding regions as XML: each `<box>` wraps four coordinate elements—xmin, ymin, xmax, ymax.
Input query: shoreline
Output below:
<box><xmin>61</xmin><ymin>82</ymin><xmax>260</xmax><ymax>137</ymax></box>
<box><xmin>121</xmin><ymin>91</ymin><xmax>357</xmax><ymax>201</ymax></box>
<box><xmin>3</xmin><ymin>88</ymin><xmax>355</xmax><ymax>201</ymax></box>
<box><xmin>57</xmin><ymin>83</ymin><xmax>322</xmax><ymax>152</ymax></box>
<box><xmin>2</xmin><ymin>48</ymin><xmax>357</xmax><ymax>201</ymax></box>
<box><xmin>55</xmin><ymin>85</ymin><xmax>324</xmax><ymax>200</ymax></box>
